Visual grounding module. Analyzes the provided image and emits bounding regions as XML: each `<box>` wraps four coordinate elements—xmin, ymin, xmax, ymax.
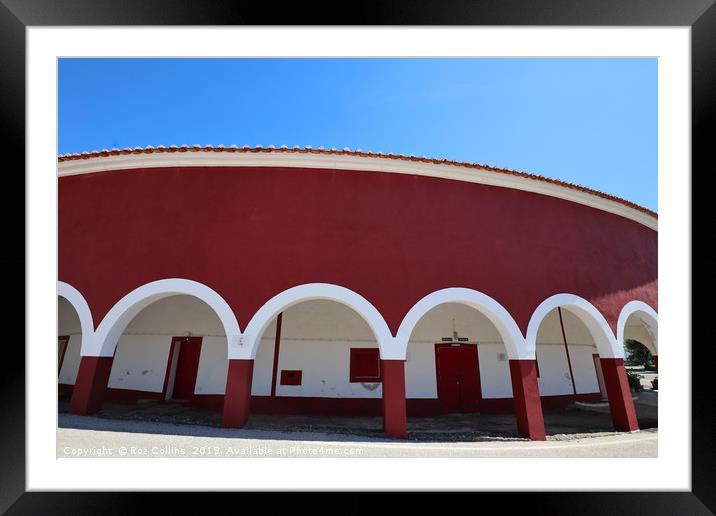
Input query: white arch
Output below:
<box><xmin>527</xmin><ymin>293</ymin><xmax>621</xmax><ymax>359</ymax></box>
<box><xmin>395</xmin><ymin>288</ymin><xmax>527</xmax><ymax>359</ymax></box>
<box><xmin>617</xmin><ymin>300</ymin><xmax>658</xmax><ymax>355</ymax></box>
<box><xmin>58</xmin><ymin>282</ymin><xmax>95</xmax><ymax>353</ymax></box>
<box><xmin>89</xmin><ymin>279</ymin><xmax>241</xmax><ymax>357</ymax></box>
<box><xmin>240</xmin><ymin>283</ymin><xmax>394</xmax><ymax>360</ymax></box>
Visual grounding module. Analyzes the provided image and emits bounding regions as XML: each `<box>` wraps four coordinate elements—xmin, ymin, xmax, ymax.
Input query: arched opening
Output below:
<box><xmin>618</xmin><ymin>302</ymin><xmax>658</xmax><ymax>373</ymax></box>
<box><xmin>617</xmin><ymin>302</ymin><xmax>658</xmax><ymax>429</ymax></box>
<box><xmin>403</xmin><ymin>302</ymin><xmax>517</xmax><ymax>435</ymax></box>
<box><xmin>241</xmin><ymin>283</ymin><xmax>393</xmax><ymax>360</ymax></box>
<box><xmin>69</xmin><ymin>279</ymin><xmax>240</xmax><ymax>419</ymax></box>
<box><xmin>528</xmin><ymin>295</ymin><xmax>642</xmax><ymax>434</ymax></box>
<box><xmin>534</xmin><ymin>307</ymin><xmax>616</xmax><ymax>433</ymax></box>
<box><xmin>535</xmin><ymin>308</ymin><xmax>604</xmax><ymax>402</ymax></box>
<box><xmin>222</xmin><ymin>283</ymin><xmax>401</xmax><ymax>435</ymax></box>
<box><xmin>71</xmin><ymin>294</ymin><xmax>230</xmax><ymax>423</ymax></box>
<box><xmin>113</xmin><ymin>295</ymin><xmax>227</xmax><ymax>398</ymax></box>
<box><xmin>58</xmin><ymin>296</ymin><xmax>84</xmax><ymax>402</ymax></box>
<box><xmin>396</xmin><ymin>289</ymin><xmax>544</xmax><ymax>440</ymax></box>
<box><xmin>624</xmin><ymin>337</ymin><xmax>655</xmax><ymax>368</ymax></box>
<box><xmin>243</xmin><ymin>299</ymin><xmax>386</xmax><ymax>435</ymax></box>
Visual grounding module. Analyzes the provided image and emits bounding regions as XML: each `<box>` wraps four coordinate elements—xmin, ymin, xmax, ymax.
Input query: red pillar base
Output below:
<box><xmin>222</xmin><ymin>359</ymin><xmax>254</xmax><ymax>428</ymax></box>
<box><xmin>69</xmin><ymin>356</ymin><xmax>114</xmax><ymax>415</ymax></box>
<box><xmin>600</xmin><ymin>358</ymin><xmax>639</xmax><ymax>432</ymax></box>
<box><xmin>509</xmin><ymin>359</ymin><xmax>546</xmax><ymax>441</ymax></box>
<box><xmin>381</xmin><ymin>359</ymin><xmax>407</xmax><ymax>439</ymax></box>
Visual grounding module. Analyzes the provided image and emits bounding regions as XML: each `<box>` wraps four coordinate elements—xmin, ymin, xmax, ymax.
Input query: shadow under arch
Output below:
<box><xmin>395</xmin><ymin>288</ymin><xmax>526</xmax><ymax>359</ymax></box>
<box><xmin>241</xmin><ymin>283</ymin><xmax>394</xmax><ymax>359</ymax></box>
<box><xmin>91</xmin><ymin>278</ymin><xmax>241</xmax><ymax>358</ymax></box>
<box><xmin>526</xmin><ymin>293</ymin><xmax>619</xmax><ymax>359</ymax></box>
<box><xmin>58</xmin><ymin>281</ymin><xmax>95</xmax><ymax>353</ymax></box>
<box><xmin>617</xmin><ymin>300</ymin><xmax>658</xmax><ymax>355</ymax></box>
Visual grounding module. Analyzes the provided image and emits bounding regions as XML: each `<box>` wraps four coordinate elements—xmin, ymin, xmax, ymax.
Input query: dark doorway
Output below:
<box><xmin>166</xmin><ymin>336</ymin><xmax>203</xmax><ymax>401</ymax></box>
<box><xmin>58</xmin><ymin>335</ymin><xmax>70</xmax><ymax>374</ymax></box>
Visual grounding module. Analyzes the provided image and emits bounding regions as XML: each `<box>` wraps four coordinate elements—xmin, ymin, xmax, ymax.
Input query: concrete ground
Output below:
<box><xmin>639</xmin><ymin>373</ymin><xmax>658</xmax><ymax>390</ymax></box>
<box><xmin>626</xmin><ymin>365</ymin><xmax>658</xmax><ymax>390</ymax></box>
<box><xmin>57</xmin><ymin>392</ymin><xmax>657</xmax><ymax>456</ymax></box>
<box><xmin>57</xmin><ymin>415</ymin><xmax>657</xmax><ymax>458</ymax></box>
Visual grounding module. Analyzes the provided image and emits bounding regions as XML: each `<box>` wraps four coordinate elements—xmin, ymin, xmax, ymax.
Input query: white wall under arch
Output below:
<box><xmin>535</xmin><ymin>308</ymin><xmax>601</xmax><ymax>396</ymax></box>
<box><xmin>527</xmin><ymin>294</ymin><xmax>621</xmax><ymax>359</ymax></box>
<box><xmin>396</xmin><ymin>288</ymin><xmax>527</xmax><ymax>360</ymax></box>
<box><xmin>617</xmin><ymin>300</ymin><xmax>658</xmax><ymax>355</ymax></box>
<box><xmin>403</xmin><ymin>302</ymin><xmax>514</xmax><ymax>399</ymax></box>
<box><xmin>240</xmin><ymin>283</ymin><xmax>394</xmax><ymax>360</ymax></box>
<box><xmin>57</xmin><ymin>293</ymin><xmax>86</xmax><ymax>385</ymax></box>
<box><xmin>58</xmin><ymin>281</ymin><xmax>94</xmax><ymax>344</ymax></box>
<box><xmin>89</xmin><ymin>278</ymin><xmax>241</xmax><ymax>357</ymax></box>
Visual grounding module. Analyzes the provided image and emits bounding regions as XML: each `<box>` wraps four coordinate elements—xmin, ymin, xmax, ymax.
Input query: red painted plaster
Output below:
<box><xmin>381</xmin><ymin>359</ymin><xmax>407</xmax><ymax>438</ymax></box>
<box><xmin>222</xmin><ymin>359</ymin><xmax>254</xmax><ymax>428</ymax></box>
<box><xmin>59</xmin><ymin>166</ymin><xmax>657</xmax><ymax>334</ymax></box>
<box><xmin>600</xmin><ymin>358</ymin><xmax>640</xmax><ymax>431</ymax></box>
<box><xmin>509</xmin><ymin>359</ymin><xmax>547</xmax><ymax>440</ymax></box>
<box><xmin>69</xmin><ymin>356</ymin><xmax>114</xmax><ymax>415</ymax></box>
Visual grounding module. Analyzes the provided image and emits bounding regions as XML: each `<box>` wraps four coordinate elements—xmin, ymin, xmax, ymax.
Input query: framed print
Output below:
<box><xmin>3</xmin><ymin>0</ymin><xmax>711</xmax><ymax>512</ymax></box>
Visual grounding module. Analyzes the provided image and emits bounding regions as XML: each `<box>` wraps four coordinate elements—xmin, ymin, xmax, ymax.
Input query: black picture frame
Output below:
<box><xmin>2</xmin><ymin>0</ymin><xmax>709</xmax><ymax>512</ymax></box>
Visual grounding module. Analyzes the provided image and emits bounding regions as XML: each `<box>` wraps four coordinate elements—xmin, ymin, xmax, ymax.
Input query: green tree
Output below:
<box><xmin>625</xmin><ymin>339</ymin><xmax>652</xmax><ymax>367</ymax></box>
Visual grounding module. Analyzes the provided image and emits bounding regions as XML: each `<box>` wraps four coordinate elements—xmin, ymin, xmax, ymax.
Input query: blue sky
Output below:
<box><xmin>59</xmin><ymin>58</ymin><xmax>657</xmax><ymax>210</ymax></box>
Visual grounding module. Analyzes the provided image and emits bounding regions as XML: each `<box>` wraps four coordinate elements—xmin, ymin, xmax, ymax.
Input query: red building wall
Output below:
<box><xmin>58</xmin><ymin>166</ymin><xmax>657</xmax><ymax>334</ymax></box>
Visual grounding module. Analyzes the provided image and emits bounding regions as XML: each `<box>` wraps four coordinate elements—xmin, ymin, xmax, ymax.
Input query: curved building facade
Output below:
<box><xmin>57</xmin><ymin>145</ymin><xmax>658</xmax><ymax>440</ymax></box>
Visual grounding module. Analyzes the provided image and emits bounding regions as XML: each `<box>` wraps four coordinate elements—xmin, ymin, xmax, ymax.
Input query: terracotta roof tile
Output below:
<box><xmin>57</xmin><ymin>145</ymin><xmax>657</xmax><ymax>218</ymax></box>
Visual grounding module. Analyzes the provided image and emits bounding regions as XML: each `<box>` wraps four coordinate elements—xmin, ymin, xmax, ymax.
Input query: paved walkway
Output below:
<box><xmin>57</xmin><ymin>390</ymin><xmax>657</xmax><ymax>457</ymax></box>
<box><xmin>57</xmin><ymin>414</ymin><xmax>657</xmax><ymax>458</ymax></box>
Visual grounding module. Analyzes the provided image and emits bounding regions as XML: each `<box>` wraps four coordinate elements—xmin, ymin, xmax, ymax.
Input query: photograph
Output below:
<box><xmin>56</xmin><ymin>57</ymin><xmax>658</xmax><ymax>459</ymax></box>
<box><xmin>2</xmin><ymin>5</ymin><xmax>704</xmax><ymax>506</ymax></box>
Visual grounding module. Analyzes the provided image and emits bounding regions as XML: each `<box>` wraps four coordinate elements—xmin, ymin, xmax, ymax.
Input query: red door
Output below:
<box><xmin>171</xmin><ymin>337</ymin><xmax>203</xmax><ymax>401</ymax></box>
<box><xmin>435</xmin><ymin>344</ymin><xmax>481</xmax><ymax>413</ymax></box>
<box><xmin>58</xmin><ymin>335</ymin><xmax>70</xmax><ymax>374</ymax></box>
